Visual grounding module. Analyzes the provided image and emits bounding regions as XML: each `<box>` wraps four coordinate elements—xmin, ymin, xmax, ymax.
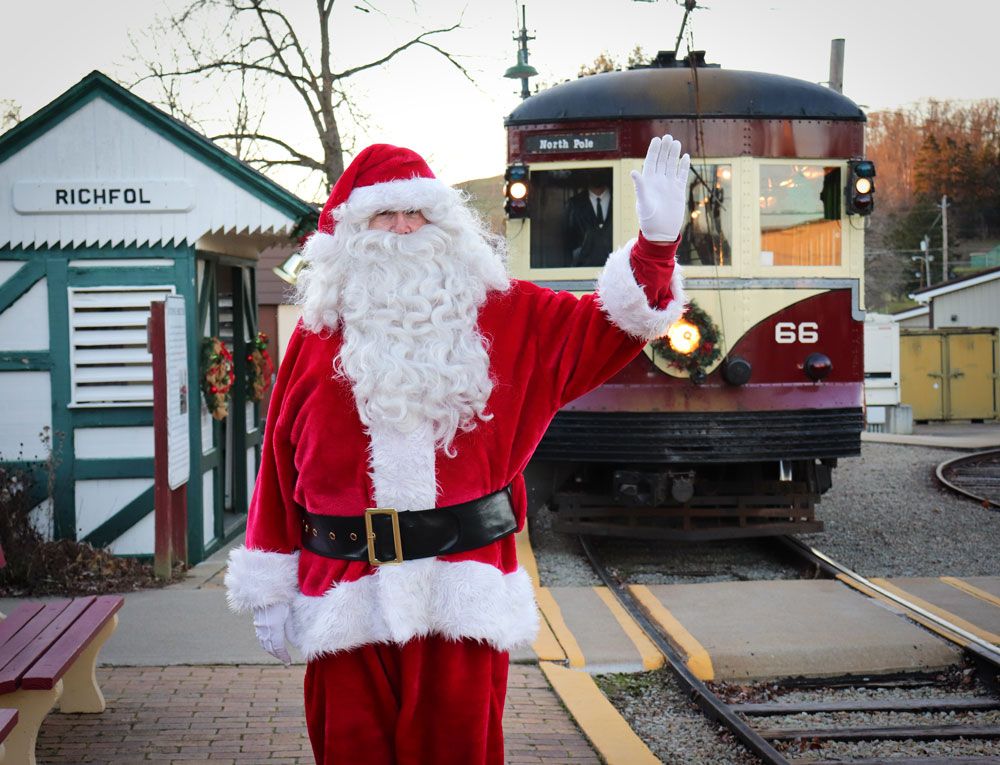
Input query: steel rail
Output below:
<box><xmin>577</xmin><ymin>535</ymin><xmax>792</xmax><ymax>765</ymax></box>
<box><xmin>935</xmin><ymin>448</ymin><xmax>1000</xmax><ymax>508</ymax></box>
<box><xmin>778</xmin><ymin>535</ymin><xmax>1000</xmax><ymax>675</ymax></box>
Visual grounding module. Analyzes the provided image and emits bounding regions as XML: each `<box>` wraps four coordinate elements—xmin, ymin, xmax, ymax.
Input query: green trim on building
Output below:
<box><xmin>176</xmin><ymin>251</ymin><xmax>207</xmax><ymax>563</ymax></box>
<box><xmin>0</xmin><ymin>71</ymin><xmax>315</xmax><ymax>225</ymax></box>
<box><xmin>0</xmin><ymin>352</ymin><xmax>51</xmax><ymax>371</ymax></box>
<box><xmin>71</xmin><ymin>409</ymin><xmax>154</xmax><ymax>428</ymax></box>
<box><xmin>44</xmin><ymin>253</ymin><xmax>75</xmax><ymax>540</ymax></box>
<box><xmin>81</xmin><ymin>485</ymin><xmax>154</xmax><ymax>548</ymax></box>
<box><xmin>0</xmin><ymin>259</ymin><xmax>45</xmax><ymax>313</ymax></box>
<box><xmin>75</xmin><ymin>458</ymin><xmax>153</xmax><ymax>480</ymax></box>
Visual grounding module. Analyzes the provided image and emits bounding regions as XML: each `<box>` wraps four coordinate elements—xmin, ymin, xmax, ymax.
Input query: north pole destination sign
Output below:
<box><xmin>523</xmin><ymin>132</ymin><xmax>617</xmax><ymax>154</ymax></box>
<box><xmin>13</xmin><ymin>180</ymin><xmax>195</xmax><ymax>214</ymax></box>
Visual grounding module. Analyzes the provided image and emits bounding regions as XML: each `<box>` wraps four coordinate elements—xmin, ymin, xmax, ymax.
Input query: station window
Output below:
<box><xmin>676</xmin><ymin>164</ymin><xmax>732</xmax><ymax>267</ymax></box>
<box><xmin>759</xmin><ymin>165</ymin><xmax>842</xmax><ymax>266</ymax></box>
<box><xmin>529</xmin><ymin>168</ymin><xmax>614</xmax><ymax>268</ymax></box>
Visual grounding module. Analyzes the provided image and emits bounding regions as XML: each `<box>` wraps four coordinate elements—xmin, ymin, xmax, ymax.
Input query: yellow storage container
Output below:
<box><xmin>900</xmin><ymin>327</ymin><xmax>998</xmax><ymax>421</ymax></box>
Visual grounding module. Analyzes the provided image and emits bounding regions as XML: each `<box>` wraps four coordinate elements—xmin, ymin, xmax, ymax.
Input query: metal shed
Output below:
<box><xmin>0</xmin><ymin>71</ymin><xmax>314</xmax><ymax>563</ymax></box>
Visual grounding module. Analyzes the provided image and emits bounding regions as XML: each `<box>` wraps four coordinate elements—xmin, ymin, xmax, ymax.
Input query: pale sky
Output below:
<box><xmin>2</xmin><ymin>0</ymin><xmax>998</xmax><ymax>200</ymax></box>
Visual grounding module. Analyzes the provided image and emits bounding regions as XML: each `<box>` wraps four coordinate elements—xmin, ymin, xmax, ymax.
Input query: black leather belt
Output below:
<box><xmin>300</xmin><ymin>487</ymin><xmax>516</xmax><ymax>566</ymax></box>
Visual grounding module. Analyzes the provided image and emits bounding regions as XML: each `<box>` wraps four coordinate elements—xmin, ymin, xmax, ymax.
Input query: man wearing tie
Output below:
<box><xmin>565</xmin><ymin>170</ymin><xmax>613</xmax><ymax>267</ymax></box>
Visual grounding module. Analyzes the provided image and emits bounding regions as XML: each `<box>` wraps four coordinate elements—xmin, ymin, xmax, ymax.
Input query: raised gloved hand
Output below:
<box><xmin>252</xmin><ymin>602</ymin><xmax>295</xmax><ymax>666</ymax></box>
<box><xmin>630</xmin><ymin>134</ymin><xmax>691</xmax><ymax>243</ymax></box>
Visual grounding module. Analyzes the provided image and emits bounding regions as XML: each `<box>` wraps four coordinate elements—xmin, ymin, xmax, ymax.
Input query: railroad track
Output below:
<box><xmin>579</xmin><ymin>534</ymin><xmax>1000</xmax><ymax>765</ymax></box>
<box><xmin>937</xmin><ymin>449</ymin><xmax>1000</xmax><ymax>508</ymax></box>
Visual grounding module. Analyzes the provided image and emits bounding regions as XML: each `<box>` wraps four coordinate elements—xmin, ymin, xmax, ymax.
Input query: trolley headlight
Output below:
<box><xmin>845</xmin><ymin>159</ymin><xmax>876</xmax><ymax>216</ymax></box>
<box><xmin>803</xmin><ymin>352</ymin><xmax>832</xmax><ymax>381</ymax></box>
<box><xmin>507</xmin><ymin>180</ymin><xmax>528</xmax><ymax>200</ymax></box>
<box><xmin>667</xmin><ymin>318</ymin><xmax>701</xmax><ymax>355</ymax></box>
<box><xmin>504</xmin><ymin>163</ymin><xmax>530</xmax><ymax>219</ymax></box>
<box><xmin>722</xmin><ymin>356</ymin><xmax>752</xmax><ymax>386</ymax></box>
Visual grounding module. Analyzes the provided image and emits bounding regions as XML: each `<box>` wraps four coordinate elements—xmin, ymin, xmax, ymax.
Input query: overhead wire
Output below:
<box><xmin>684</xmin><ymin>23</ymin><xmax>730</xmax><ymax>361</ymax></box>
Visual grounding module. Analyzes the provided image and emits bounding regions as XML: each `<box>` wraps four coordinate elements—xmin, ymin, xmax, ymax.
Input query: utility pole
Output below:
<box><xmin>941</xmin><ymin>195</ymin><xmax>949</xmax><ymax>282</ymax></box>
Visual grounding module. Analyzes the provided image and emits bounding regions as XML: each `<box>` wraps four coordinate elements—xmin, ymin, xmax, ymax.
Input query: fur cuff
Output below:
<box><xmin>291</xmin><ymin>561</ymin><xmax>539</xmax><ymax>659</ymax></box>
<box><xmin>596</xmin><ymin>238</ymin><xmax>687</xmax><ymax>341</ymax></box>
<box><xmin>224</xmin><ymin>546</ymin><xmax>300</xmax><ymax>612</ymax></box>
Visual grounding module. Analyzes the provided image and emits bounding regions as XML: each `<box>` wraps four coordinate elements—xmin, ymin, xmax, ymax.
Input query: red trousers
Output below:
<box><xmin>304</xmin><ymin>636</ymin><xmax>509</xmax><ymax>765</ymax></box>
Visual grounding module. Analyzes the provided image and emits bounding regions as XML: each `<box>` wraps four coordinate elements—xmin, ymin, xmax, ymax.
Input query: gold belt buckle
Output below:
<box><xmin>364</xmin><ymin>507</ymin><xmax>403</xmax><ymax>566</ymax></box>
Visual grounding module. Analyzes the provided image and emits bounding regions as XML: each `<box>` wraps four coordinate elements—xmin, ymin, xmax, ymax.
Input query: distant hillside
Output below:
<box><xmin>455</xmin><ymin>175</ymin><xmax>504</xmax><ymax>235</ymax></box>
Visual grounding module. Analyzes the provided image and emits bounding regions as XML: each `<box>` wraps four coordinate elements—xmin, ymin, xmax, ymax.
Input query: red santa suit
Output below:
<box><xmin>225</xmin><ymin>144</ymin><xmax>685</xmax><ymax>765</ymax></box>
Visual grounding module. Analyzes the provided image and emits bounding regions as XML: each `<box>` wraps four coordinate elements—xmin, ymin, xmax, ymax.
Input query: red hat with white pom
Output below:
<box><xmin>317</xmin><ymin>144</ymin><xmax>449</xmax><ymax>235</ymax></box>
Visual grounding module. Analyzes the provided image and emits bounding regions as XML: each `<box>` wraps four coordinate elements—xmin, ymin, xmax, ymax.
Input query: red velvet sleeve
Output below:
<box><xmin>516</xmin><ymin>237</ymin><xmax>681</xmax><ymax>409</ymax></box>
<box><xmin>630</xmin><ymin>232</ymin><xmax>679</xmax><ymax>309</ymax></box>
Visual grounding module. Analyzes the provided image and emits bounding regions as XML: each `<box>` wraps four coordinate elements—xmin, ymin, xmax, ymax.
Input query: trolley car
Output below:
<box><xmin>505</xmin><ymin>51</ymin><xmax>872</xmax><ymax>540</ymax></box>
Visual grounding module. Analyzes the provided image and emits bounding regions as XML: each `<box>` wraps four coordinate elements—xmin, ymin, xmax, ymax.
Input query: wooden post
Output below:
<box><xmin>148</xmin><ymin>299</ymin><xmax>189</xmax><ymax>579</ymax></box>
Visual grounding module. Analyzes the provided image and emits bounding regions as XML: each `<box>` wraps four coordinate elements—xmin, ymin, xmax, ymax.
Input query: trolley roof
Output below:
<box><xmin>506</xmin><ymin>67</ymin><xmax>866</xmax><ymax>126</ymax></box>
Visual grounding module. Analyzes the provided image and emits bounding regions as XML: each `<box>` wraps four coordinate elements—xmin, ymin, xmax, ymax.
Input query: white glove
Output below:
<box><xmin>630</xmin><ymin>134</ymin><xmax>691</xmax><ymax>243</ymax></box>
<box><xmin>252</xmin><ymin>602</ymin><xmax>295</xmax><ymax>666</ymax></box>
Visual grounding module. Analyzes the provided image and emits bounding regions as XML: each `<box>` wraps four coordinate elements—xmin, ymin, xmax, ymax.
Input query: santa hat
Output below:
<box><xmin>317</xmin><ymin>144</ymin><xmax>452</xmax><ymax>234</ymax></box>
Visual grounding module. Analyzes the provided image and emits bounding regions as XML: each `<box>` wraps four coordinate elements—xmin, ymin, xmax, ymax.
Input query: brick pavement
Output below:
<box><xmin>36</xmin><ymin>664</ymin><xmax>601</xmax><ymax>764</ymax></box>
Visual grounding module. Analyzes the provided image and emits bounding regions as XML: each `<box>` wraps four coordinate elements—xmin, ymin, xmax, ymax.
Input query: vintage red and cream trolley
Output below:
<box><xmin>505</xmin><ymin>52</ymin><xmax>872</xmax><ymax>539</ymax></box>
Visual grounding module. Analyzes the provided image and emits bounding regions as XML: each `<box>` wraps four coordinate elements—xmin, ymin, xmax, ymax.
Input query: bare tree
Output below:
<box><xmin>130</xmin><ymin>0</ymin><xmax>472</xmax><ymax>196</ymax></box>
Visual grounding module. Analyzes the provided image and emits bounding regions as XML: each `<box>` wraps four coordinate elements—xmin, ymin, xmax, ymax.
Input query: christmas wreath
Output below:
<box><xmin>201</xmin><ymin>336</ymin><xmax>235</xmax><ymax>420</ymax></box>
<box><xmin>650</xmin><ymin>298</ymin><xmax>722</xmax><ymax>379</ymax></box>
<box><xmin>245</xmin><ymin>331</ymin><xmax>275</xmax><ymax>403</ymax></box>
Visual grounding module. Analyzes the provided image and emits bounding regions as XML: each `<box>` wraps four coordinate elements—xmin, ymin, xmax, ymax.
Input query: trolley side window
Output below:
<box><xmin>676</xmin><ymin>164</ymin><xmax>733</xmax><ymax>267</ymax></box>
<box><xmin>759</xmin><ymin>165</ymin><xmax>843</xmax><ymax>266</ymax></box>
<box><xmin>529</xmin><ymin>168</ymin><xmax>614</xmax><ymax>268</ymax></box>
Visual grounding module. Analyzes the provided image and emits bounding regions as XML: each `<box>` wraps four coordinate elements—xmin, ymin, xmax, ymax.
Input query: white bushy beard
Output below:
<box><xmin>296</xmin><ymin>215</ymin><xmax>510</xmax><ymax>456</ymax></box>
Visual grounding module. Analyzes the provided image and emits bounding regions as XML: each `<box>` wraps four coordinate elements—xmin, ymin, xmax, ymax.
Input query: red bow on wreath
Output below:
<box><xmin>245</xmin><ymin>332</ymin><xmax>275</xmax><ymax>403</ymax></box>
<box><xmin>201</xmin><ymin>337</ymin><xmax>235</xmax><ymax>420</ymax></box>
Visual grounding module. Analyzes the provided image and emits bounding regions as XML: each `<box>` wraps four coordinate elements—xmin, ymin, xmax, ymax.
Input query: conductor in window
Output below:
<box><xmin>565</xmin><ymin>170</ymin><xmax>613</xmax><ymax>266</ymax></box>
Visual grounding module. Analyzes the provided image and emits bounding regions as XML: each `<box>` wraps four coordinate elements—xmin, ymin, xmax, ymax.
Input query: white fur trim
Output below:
<box><xmin>291</xmin><ymin>561</ymin><xmax>538</xmax><ymax>659</ymax></box>
<box><xmin>336</xmin><ymin>177</ymin><xmax>457</xmax><ymax>226</ymax></box>
<box><xmin>300</xmin><ymin>229</ymin><xmax>336</xmax><ymax>262</ymax></box>
<box><xmin>596</xmin><ymin>238</ymin><xmax>687</xmax><ymax>341</ymax></box>
<box><xmin>368</xmin><ymin>423</ymin><xmax>437</xmax><ymax>511</ymax></box>
<box><xmin>224</xmin><ymin>547</ymin><xmax>300</xmax><ymax>612</ymax></box>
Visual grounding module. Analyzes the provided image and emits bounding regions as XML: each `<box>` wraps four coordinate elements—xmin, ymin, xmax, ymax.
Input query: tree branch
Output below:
<box><xmin>331</xmin><ymin>23</ymin><xmax>463</xmax><ymax>79</ymax></box>
<box><xmin>211</xmin><ymin>132</ymin><xmax>324</xmax><ymax>170</ymax></box>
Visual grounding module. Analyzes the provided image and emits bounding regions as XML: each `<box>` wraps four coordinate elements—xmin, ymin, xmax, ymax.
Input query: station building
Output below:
<box><xmin>0</xmin><ymin>71</ymin><xmax>315</xmax><ymax>564</ymax></box>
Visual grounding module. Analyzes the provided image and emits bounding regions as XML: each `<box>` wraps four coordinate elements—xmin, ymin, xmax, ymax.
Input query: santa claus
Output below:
<box><xmin>225</xmin><ymin>136</ymin><xmax>689</xmax><ymax>764</ymax></box>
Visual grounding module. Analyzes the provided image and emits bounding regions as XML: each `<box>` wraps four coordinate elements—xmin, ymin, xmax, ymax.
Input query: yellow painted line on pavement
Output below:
<box><xmin>629</xmin><ymin>585</ymin><xmax>713</xmax><ymax>681</ymax></box>
<box><xmin>515</xmin><ymin>526</ymin><xmax>566</xmax><ymax>661</ymax></box>
<box><xmin>540</xmin><ymin>661</ymin><xmax>662</xmax><ymax>765</ymax></box>
<box><xmin>593</xmin><ymin>587</ymin><xmax>664</xmax><ymax>670</ymax></box>
<box><xmin>535</xmin><ymin>587</ymin><xmax>586</xmax><ymax>668</ymax></box>
<box><xmin>835</xmin><ymin>574</ymin><xmax>971</xmax><ymax>648</ymax></box>
<box><xmin>533</xmin><ymin>609</ymin><xmax>567</xmax><ymax>663</ymax></box>
<box><xmin>515</xmin><ymin>527</ymin><xmax>540</xmax><ymax>589</ymax></box>
<box><xmin>941</xmin><ymin>577</ymin><xmax>1000</xmax><ymax>610</ymax></box>
<box><xmin>870</xmin><ymin>578</ymin><xmax>1000</xmax><ymax>645</ymax></box>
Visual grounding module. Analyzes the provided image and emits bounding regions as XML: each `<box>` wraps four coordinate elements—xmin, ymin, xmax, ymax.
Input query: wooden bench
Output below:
<box><xmin>0</xmin><ymin>595</ymin><xmax>123</xmax><ymax>765</ymax></box>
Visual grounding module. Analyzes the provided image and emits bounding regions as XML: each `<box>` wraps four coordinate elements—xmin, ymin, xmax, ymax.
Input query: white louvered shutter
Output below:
<box><xmin>68</xmin><ymin>286</ymin><xmax>176</xmax><ymax>406</ymax></box>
